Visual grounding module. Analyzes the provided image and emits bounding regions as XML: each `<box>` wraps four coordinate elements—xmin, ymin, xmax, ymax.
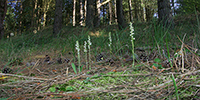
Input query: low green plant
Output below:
<box><xmin>108</xmin><ymin>32</ymin><xmax>112</xmax><ymax>54</ymax></box>
<box><xmin>71</xmin><ymin>63</ymin><xmax>77</xmax><ymax>74</ymax></box>
<box><xmin>84</xmin><ymin>41</ymin><xmax>88</xmax><ymax>69</ymax></box>
<box><xmin>71</xmin><ymin>63</ymin><xmax>83</xmax><ymax>74</ymax></box>
<box><xmin>172</xmin><ymin>74</ymin><xmax>179</xmax><ymax>100</ymax></box>
<box><xmin>152</xmin><ymin>58</ymin><xmax>164</xmax><ymax>69</ymax></box>
<box><xmin>75</xmin><ymin>41</ymin><xmax>81</xmax><ymax>73</ymax></box>
<box><xmin>165</xmin><ymin>37</ymin><xmax>173</xmax><ymax>68</ymax></box>
<box><xmin>87</xmin><ymin>35</ymin><xmax>92</xmax><ymax>70</ymax></box>
<box><xmin>129</xmin><ymin>22</ymin><xmax>135</xmax><ymax>68</ymax></box>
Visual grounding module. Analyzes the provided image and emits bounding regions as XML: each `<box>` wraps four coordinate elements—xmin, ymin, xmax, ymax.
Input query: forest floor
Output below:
<box><xmin>0</xmin><ymin>14</ymin><xmax>200</xmax><ymax>100</ymax></box>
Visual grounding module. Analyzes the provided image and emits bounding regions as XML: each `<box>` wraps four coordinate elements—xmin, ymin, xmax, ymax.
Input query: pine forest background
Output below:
<box><xmin>0</xmin><ymin>0</ymin><xmax>200</xmax><ymax>99</ymax></box>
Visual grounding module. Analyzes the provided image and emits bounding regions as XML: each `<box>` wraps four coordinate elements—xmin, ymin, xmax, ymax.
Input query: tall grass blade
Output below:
<box><xmin>171</xmin><ymin>74</ymin><xmax>179</xmax><ymax>100</ymax></box>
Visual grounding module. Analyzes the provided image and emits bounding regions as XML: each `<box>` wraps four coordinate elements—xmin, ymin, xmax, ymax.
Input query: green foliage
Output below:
<box><xmin>65</xmin><ymin>86</ymin><xmax>75</xmax><ymax>91</ymax></box>
<box><xmin>172</xmin><ymin>74</ymin><xmax>179</xmax><ymax>100</ymax></box>
<box><xmin>71</xmin><ymin>63</ymin><xmax>83</xmax><ymax>74</ymax></box>
<box><xmin>71</xmin><ymin>63</ymin><xmax>77</xmax><ymax>74</ymax></box>
<box><xmin>152</xmin><ymin>58</ymin><xmax>164</xmax><ymax>69</ymax></box>
<box><xmin>177</xmin><ymin>0</ymin><xmax>200</xmax><ymax>14</ymax></box>
<box><xmin>49</xmin><ymin>87</ymin><xmax>56</xmax><ymax>92</ymax></box>
<box><xmin>49</xmin><ymin>84</ymin><xmax>75</xmax><ymax>93</ymax></box>
<box><xmin>0</xmin><ymin>98</ymin><xmax>9</xmax><ymax>100</ymax></box>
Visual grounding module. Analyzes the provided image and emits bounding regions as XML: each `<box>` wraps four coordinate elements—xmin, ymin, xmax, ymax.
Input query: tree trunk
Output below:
<box><xmin>86</xmin><ymin>0</ymin><xmax>94</xmax><ymax>28</ymax></box>
<box><xmin>94</xmin><ymin>0</ymin><xmax>100</xmax><ymax>27</ymax></box>
<box><xmin>157</xmin><ymin>0</ymin><xmax>174</xmax><ymax>28</ymax></box>
<box><xmin>114</xmin><ymin>0</ymin><xmax>117</xmax><ymax>24</ymax></box>
<box><xmin>84</xmin><ymin>0</ymin><xmax>87</xmax><ymax>23</ymax></box>
<box><xmin>145</xmin><ymin>4</ymin><xmax>151</xmax><ymax>22</ymax></box>
<box><xmin>19</xmin><ymin>0</ymin><xmax>22</xmax><ymax>34</ymax></box>
<box><xmin>138</xmin><ymin>0</ymin><xmax>142</xmax><ymax>21</ymax></box>
<box><xmin>109</xmin><ymin>1</ymin><xmax>112</xmax><ymax>25</ymax></box>
<box><xmin>37</xmin><ymin>2</ymin><xmax>40</xmax><ymax>30</ymax></box>
<box><xmin>116</xmin><ymin>0</ymin><xmax>127</xmax><ymax>30</ymax></box>
<box><xmin>134</xmin><ymin>0</ymin><xmax>138</xmax><ymax>20</ymax></box>
<box><xmin>103</xmin><ymin>4</ymin><xmax>105</xmax><ymax>25</ymax></box>
<box><xmin>141</xmin><ymin>0</ymin><xmax>145</xmax><ymax>22</ymax></box>
<box><xmin>79</xmin><ymin>0</ymin><xmax>83</xmax><ymax>26</ymax></box>
<box><xmin>0</xmin><ymin>0</ymin><xmax>7</xmax><ymax>39</ymax></box>
<box><xmin>128</xmin><ymin>0</ymin><xmax>133</xmax><ymax>22</ymax></box>
<box><xmin>73</xmin><ymin>0</ymin><xmax>76</xmax><ymax>26</ymax></box>
<box><xmin>53</xmin><ymin>0</ymin><xmax>63</xmax><ymax>36</ymax></box>
<box><xmin>31</xmin><ymin>0</ymin><xmax>37</xmax><ymax>31</ymax></box>
<box><xmin>43</xmin><ymin>0</ymin><xmax>52</xmax><ymax>27</ymax></box>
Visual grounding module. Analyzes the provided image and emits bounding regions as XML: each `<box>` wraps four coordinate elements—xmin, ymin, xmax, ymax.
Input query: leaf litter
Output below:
<box><xmin>0</xmin><ymin>42</ymin><xmax>200</xmax><ymax>100</ymax></box>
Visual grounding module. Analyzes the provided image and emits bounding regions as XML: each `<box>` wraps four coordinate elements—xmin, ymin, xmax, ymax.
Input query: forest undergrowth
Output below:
<box><xmin>0</xmin><ymin>15</ymin><xmax>200</xmax><ymax>100</ymax></box>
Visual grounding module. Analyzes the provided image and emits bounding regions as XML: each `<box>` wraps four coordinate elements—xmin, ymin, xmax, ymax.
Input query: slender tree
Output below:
<box><xmin>109</xmin><ymin>1</ymin><xmax>112</xmax><ymax>25</ymax></box>
<box><xmin>116</xmin><ymin>0</ymin><xmax>127</xmax><ymax>30</ymax></box>
<box><xmin>94</xmin><ymin>0</ymin><xmax>101</xmax><ymax>27</ymax></box>
<box><xmin>0</xmin><ymin>0</ymin><xmax>7</xmax><ymax>39</ymax></box>
<box><xmin>102</xmin><ymin>2</ymin><xmax>105</xmax><ymax>24</ymax></box>
<box><xmin>114</xmin><ymin>0</ymin><xmax>117</xmax><ymax>23</ymax></box>
<box><xmin>53</xmin><ymin>0</ymin><xmax>63</xmax><ymax>36</ymax></box>
<box><xmin>43</xmin><ymin>0</ymin><xmax>52</xmax><ymax>27</ymax></box>
<box><xmin>80</xmin><ymin>0</ymin><xmax>83</xmax><ymax>26</ymax></box>
<box><xmin>37</xmin><ymin>0</ymin><xmax>41</xmax><ymax>30</ymax></box>
<box><xmin>134</xmin><ymin>0</ymin><xmax>138</xmax><ymax>20</ymax></box>
<box><xmin>86</xmin><ymin>0</ymin><xmax>94</xmax><ymax>28</ymax></box>
<box><xmin>84</xmin><ymin>0</ymin><xmax>87</xmax><ymax>23</ymax></box>
<box><xmin>128</xmin><ymin>0</ymin><xmax>133</xmax><ymax>22</ymax></box>
<box><xmin>18</xmin><ymin>0</ymin><xmax>23</xmax><ymax>34</ymax></box>
<box><xmin>31</xmin><ymin>0</ymin><xmax>37</xmax><ymax>31</ymax></box>
<box><xmin>157</xmin><ymin>0</ymin><xmax>174</xmax><ymax>28</ymax></box>
<box><xmin>73</xmin><ymin>0</ymin><xmax>76</xmax><ymax>26</ymax></box>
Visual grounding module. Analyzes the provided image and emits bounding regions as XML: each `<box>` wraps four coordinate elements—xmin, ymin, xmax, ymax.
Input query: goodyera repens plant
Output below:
<box><xmin>75</xmin><ymin>41</ymin><xmax>81</xmax><ymax>72</ymax></box>
<box><xmin>84</xmin><ymin>41</ymin><xmax>88</xmax><ymax>69</ymax></box>
<box><xmin>108</xmin><ymin>32</ymin><xmax>112</xmax><ymax>54</ymax></box>
<box><xmin>129</xmin><ymin>22</ymin><xmax>135</xmax><ymax>68</ymax></box>
<box><xmin>87</xmin><ymin>35</ymin><xmax>92</xmax><ymax>69</ymax></box>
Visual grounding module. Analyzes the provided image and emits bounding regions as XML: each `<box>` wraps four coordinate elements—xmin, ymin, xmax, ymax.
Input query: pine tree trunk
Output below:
<box><xmin>141</xmin><ymin>0</ymin><xmax>146</xmax><ymax>22</ymax></box>
<box><xmin>43</xmin><ymin>0</ymin><xmax>52</xmax><ymax>27</ymax></box>
<box><xmin>19</xmin><ymin>0</ymin><xmax>22</xmax><ymax>34</ymax></box>
<box><xmin>109</xmin><ymin>1</ymin><xmax>112</xmax><ymax>25</ymax></box>
<box><xmin>86</xmin><ymin>0</ymin><xmax>94</xmax><ymax>28</ymax></box>
<box><xmin>145</xmin><ymin>4</ymin><xmax>151</xmax><ymax>22</ymax></box>
<box><xmin>128</xmin><ymin>0</ymin><xmax>133</xmax><ymax>22</ymax></box>
<box><xmin>103</xmin><ymin>4</ymin><xmax>105</xmax><ymax>24</ymax></box>
<box><xmin>114</xmin><ymin>0</ymin><xmax>117</xmax><ymax>24</ymax></box>
<box><xmin>37</xmin><ymin>2</ymin><xmax>40</xmax><ymax>30</ymax></box>
<box><xmin>31</xmin><ymin>0</ymin><xmax>36</xmax><ymax>31</ymax></box>
<box><xmin>138</xmin><ymin>0</ymin><xmax>142</xmax><ymax>21</ymax></box>
<box><xmin>134</xmin><ymin>0</ymin><xmax>138</xmax><ymax>20</ymax></box>
<box><xmin>80</xmin><ymin>0</ymin><xmax>83</xmax><ymax>26</ymax></box>
<box><xmin>116</xmin><ymin>0</ymin><xmax>127</xmax><ymax>30</ymax></box>
<box><xmin>158</xmin><ymin>0</ymin><xmax>174</xmax><ymax>28</ymax></box>
<box><xmin>84</xmin><ymin>0</ymin><xmax>87</xmax><ymax>23</ymax></box>
<box><xmin>94</xmin><ymin>0</ymin><xmax>100</xmax><ymax>27</ymax></box>
<box><xmin>73</xmin><ymin>0</ymin><xmax>76</xmax><ymax>26</ymax></box>
<box><xmin>53</xmin><ymin>0</ymin><xmax>63</xmax><ymax>36</ymax></box>
<box><xmin>0</xmin><ymin>0</ymin><xmax>7</xmax><ymax>39</ymax></box>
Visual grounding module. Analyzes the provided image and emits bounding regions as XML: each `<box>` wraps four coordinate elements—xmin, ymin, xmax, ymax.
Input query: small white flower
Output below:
<box><xmin>88</xmin><ymin>35</ymin><xmax>92</xmax><ymax>49</ymax></box>
<box><xmin>108</xmin><ymin>32</ymin><xmax>112</xmax><ymax>47</ymax></box>
<box><xmin>84</xmin><ymin>41</ymin><xmax>87</xmax><ymax>52</ymax></box>
<box><xmin>75</xmin><ymin>41</ymin><xmax>80</xmax><ymax>54</ymax></box>
<box><xmin>129</xmin><ymin>22</ymin><xmax>135</xmax><ymax>40</ymax></box>
<box><xmin>10</xmin><ymin>33</ymin><xmax>14</xmax><ymax>36</ymax></box>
